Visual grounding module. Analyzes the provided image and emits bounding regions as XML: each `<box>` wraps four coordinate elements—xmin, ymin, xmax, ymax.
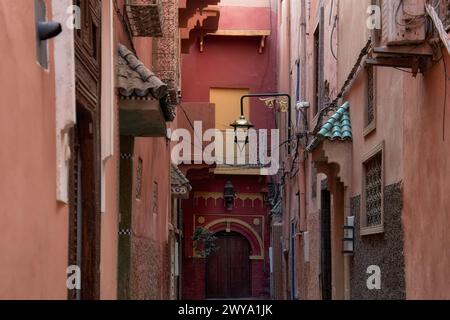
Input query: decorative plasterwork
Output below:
<box><xmin>193</xmin><ymin>214</ymin><xmax>265</xmax><ymax>259</ymax></box>
<box><xmin>153</xmin><ymin>0</ymin><xmax>180</xmax><ymax>118</ymax></box>
<box><xmin>178</xmin><ymin>0</ymin><xmax>220</xmax><ymax>30</ymax></box>
<box><xmin>259</xmin><ymin>95</ymin><xmax>288</xmax><ymax>112</ymax></box>
<box><xmin>126</xmin><ymin>0</ymin><xmax>163</xmax><ymax>37</ymax></box>
<box><xmin>193</xmin><ymin>192</ymin><xmax>264</xmax><ymax>207</ymax></box>
<box><xmin>311</xmin><ymin>140</ymin><xmax>352</xmax><ymax>189</ymax></box>
<box><xmin>180</xmin><ymin>5</ymin><xmax>220</xmax><ymax>53</ymax></box>
<box><xmin>171</xmin><ymin>164</ymin><xmax>192</xmax><ymax>198</ymax></box>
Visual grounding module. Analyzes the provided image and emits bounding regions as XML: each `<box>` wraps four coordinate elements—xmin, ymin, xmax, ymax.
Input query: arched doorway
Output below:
<box><xmin>206</xmin><ymin>232</ymin><xmax>251</xmax><ymax>299</ymax></box>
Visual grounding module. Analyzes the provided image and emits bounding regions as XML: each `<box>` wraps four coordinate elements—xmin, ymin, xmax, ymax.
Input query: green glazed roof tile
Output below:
<box><xmin>317</xmin><ymin>101</ymin><xmax>353</xmax><ymax>142</ymax></box>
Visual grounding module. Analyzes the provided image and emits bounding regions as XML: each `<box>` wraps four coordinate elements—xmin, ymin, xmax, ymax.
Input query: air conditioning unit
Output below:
<box><xmin>381</xmin><ymin>0</ymin><xmax>426</xmax><ymax>45</ymax></box>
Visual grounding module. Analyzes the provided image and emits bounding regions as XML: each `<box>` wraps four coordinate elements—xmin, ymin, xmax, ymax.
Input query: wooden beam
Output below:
<box><xmin>366</xmin><ymin>57</ymin><xmax>416</xmax><ymax>69</ymax></box>
<box><xmin>206</xmin><ymin>29</ymin><xmax>271</xmax><ymax>37</ymax></box>
<box><xmin>426</xmin><ymin>4</ymin><xmax>450</xmax><ymax>55</ymax></box>
<box><xmin>373</xmin><ymin>45</ymin><xmax>433</xmax><ymax>57</ymax></box>
<box><xmin>203</xmin><ymin>30</ymin><xmax>271</xmax><ymax>54</ymax></box>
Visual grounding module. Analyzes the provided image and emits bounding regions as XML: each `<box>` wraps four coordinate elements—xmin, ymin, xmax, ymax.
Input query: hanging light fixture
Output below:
<box><xmin>223</xmin><ymin>180</ymin><xmax>236</xmax><ymax>211</ymax></box>
<box><xmin>230</xmin><ymin>115</ymin><xmax>254</xmax><ymax>146</ymax></box>
<box><xmin>230</xmin><ymin>93</ymin><xmax>292</xmax><ymax>153</ymax></box>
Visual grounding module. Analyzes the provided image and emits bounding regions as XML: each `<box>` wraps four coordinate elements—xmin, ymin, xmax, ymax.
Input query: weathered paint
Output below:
<box><xmin>402</xmin><ymin>53</ymin><xmax>450</xmax><ymax>299</ymax></box>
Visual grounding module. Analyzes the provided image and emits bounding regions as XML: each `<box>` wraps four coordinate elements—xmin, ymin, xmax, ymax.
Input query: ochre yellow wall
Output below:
<box><xmin>210</xmin><ymin>88</ymin><xmax>250</xmax><ymax>130</ymax></box>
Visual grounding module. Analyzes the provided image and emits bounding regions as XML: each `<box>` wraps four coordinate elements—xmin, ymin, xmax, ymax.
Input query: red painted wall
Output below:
<box><xmin>180</xmin><ymin>3</ymin><xmax>277</xmax><ymax>299</ymax></box>
<box><xmin>181</xmin><ymin>20</ymin><xmax>277</xmax><ymax>130</ymax></box>
<box><xmin>182</xmin><ymin>174</ymin><xmax>271</xmax><ymax>299</ymax></box>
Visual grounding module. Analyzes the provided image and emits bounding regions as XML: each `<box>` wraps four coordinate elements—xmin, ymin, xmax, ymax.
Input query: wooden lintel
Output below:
<box><xmin>206</xmin><ymin>29</ymin><xmax>271</xmax><ymax>37</ymax></box>
<box><xmin>203</xmin><ymin>30</ymin><xmax>271</xmax><ymax>53</ymax></box>
<box><xmin>373</xmin><ymin>45</ymin><xmax>433</xmax><ymax>57</ymax></box>
<box><xmin>366</xmin><ymin>57</ymin><xmax>416</xmax><ymax>69</ymax></box>
<box><xmin>366</xmin><ymin>56</ymin><xmax>429</xmax><ymax>77</ymax></box>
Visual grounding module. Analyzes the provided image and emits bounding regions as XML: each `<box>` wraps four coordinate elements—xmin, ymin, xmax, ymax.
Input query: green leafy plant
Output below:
<box><xmin>192</xmin><ymin>227</ymin><xmax>219</xmax><ymax>258</ymax></box>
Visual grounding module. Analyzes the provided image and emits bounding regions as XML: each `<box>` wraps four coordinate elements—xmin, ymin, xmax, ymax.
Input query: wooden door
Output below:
<box><xmin>320</xmin><ymin>189</ymin><xmax>332</xmax><ymax>300</ymax></box>
<box><xmin>68</xmin><ymin>0</ymin><xmax>102</xmax><ymax>300</ymax></box>
<box><xmin>206</xmin><ymin>232</ymin><xmax>251</xmax><ymax>299</ymax></box>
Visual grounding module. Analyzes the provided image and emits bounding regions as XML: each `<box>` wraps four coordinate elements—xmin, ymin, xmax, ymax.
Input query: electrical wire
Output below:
<box><xmin>442</xmin><ymin>48</ymin><xmax>448</xmax><ymax>141</ymax></box>
<box><xmin>393</xmin><ymin>67</ymin><xmax>417</xmax><ymax>74</ymax></box>
<box><xmin>330</xmin><ymin>15</ymin><xmax>338</xmax><ymax>61</ymax></box>
<box><xmin>395</xmin><ymin>0</ymin><xmax>427</xmax><ymax>27</ymax></box>
<box><xmin>113</xmin><ymin>0</ymin><xmax>137</xmax><ymax>55</ymax></box>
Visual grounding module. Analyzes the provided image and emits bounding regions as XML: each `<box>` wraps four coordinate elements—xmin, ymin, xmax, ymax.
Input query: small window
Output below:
<box><xmin>152</xmin><ymin>182</ymin><xmax>159</xmax><ymax>214</ymax></box>
<box><xmin>311</xmin><ymin>164</ymin><xmax>317</xmax><ymax>200</ymax></box>
<box><xmin>361</xmin><ymin>142</ymin><xmax>384</xmax><ymax>235</ymax></box>
<box><xmin>135</xmin><ymin>158</ymin><xmax>143</xmax><ymax>200</ymax></box>
<box><xmin>35</xmin><ymin>0</ymin><xmax>48</xmax><ymax>69</ymax></box>
<box><xmin>364</xmin><ymin>65</ymin><xmax>376</xmax><ymax>136</ymax></box>
<box><xmin>313</xmin><ymin>26</ymin><xmax>320</xmax><ymax>116</ymax></box>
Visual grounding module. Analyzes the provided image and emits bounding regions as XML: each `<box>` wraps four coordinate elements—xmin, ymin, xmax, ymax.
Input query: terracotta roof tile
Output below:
<box><xmin>117</xmin><ymin>44</ymin><xmax>167</xmax><ymax>100</ymax></box>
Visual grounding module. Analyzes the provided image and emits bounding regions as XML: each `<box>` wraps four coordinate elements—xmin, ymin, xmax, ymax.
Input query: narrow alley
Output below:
<box><xmin>1</xmin><ymin>0</ymin><xmax>450</xmax><ymax>303</ymax></box>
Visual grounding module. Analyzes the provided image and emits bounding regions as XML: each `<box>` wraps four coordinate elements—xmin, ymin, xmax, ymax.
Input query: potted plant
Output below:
<box><xmin>192</xmin><ymin>227</ymin><xmax>218</xmax><ymax>258</ymax></box>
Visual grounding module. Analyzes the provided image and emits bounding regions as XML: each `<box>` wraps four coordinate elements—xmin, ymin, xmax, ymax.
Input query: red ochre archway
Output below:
<box><xmin>203</xmin><ymin>219</ymin><xmax>264</xmax><ymax>259</ymax></box>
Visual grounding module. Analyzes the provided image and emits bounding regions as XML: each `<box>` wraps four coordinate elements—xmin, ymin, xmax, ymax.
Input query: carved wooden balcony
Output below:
<box><xmin>126</xmin><ymin>0</ymin><xmax>163</xmax><ymax>37</ymax></box>
<box><xmin>152</xmin><ymin>0</ymin><xmax>183</xmax><ymax>115</ymax></box>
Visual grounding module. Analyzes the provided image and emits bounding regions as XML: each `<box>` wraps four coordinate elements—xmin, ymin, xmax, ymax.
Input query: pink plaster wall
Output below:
<box><xmin>100</xmin><ymin>109</ymin><xmax>119</xmax><ymax>300</ymax></box>
<box><xmin>218</xmin><ymin>6</ymin><xmax>273</xmax><ymax>31</ymax></box>
<box><xmin>130</xmin><ymin>136</ymin><xmax>172</xmax><ymax>299</ymax></box>
<box><xmin>403</xmin><ymin>53</ymin><xmax>450</xmax><ymax>299</ymax></box>
<box><xmin>0</xmin><ymin>0</ymin><xmax>68</xmax><ymax>299</ymax></box>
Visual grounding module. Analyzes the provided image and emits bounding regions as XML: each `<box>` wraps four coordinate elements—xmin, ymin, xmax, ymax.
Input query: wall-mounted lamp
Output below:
<box><xmin>342</xmin><ymin>216</ymin><xmax>355</xmax><ymax>255</ymax></box>
<box><xmin>223</xmin><ymin>180</ymin><xmax>236</xmax><ymax>211</ymax></box>
<box><xmin>37</xmin><ymin>21</ymin><xmax>62</xmax><ymax>41</ymax></box>
<box><xmin>230</xmin><ymin>93</ymin><xmax>292</xmax><ymax>153</ymax></box>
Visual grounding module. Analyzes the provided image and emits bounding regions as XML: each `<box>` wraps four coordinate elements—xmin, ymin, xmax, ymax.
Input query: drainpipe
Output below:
<box><xmin>285</xmin><ymin>0</ymin><xmax>297</xmax><ymax>301</ymax></box>
<box><xmin>297</xmin><ymin>0</ymin><xmax>308</xmax><ymax>300</ymax></box>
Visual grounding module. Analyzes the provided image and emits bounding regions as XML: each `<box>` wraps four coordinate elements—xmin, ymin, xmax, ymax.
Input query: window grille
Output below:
<box><xmin>364</xmin><ymin>153</ymin><xmax>382</xmax><ymax>227</ymax></box>
<box><xmin>367</xmin><ymin>66</ymin><xmax>375</xmax><ymax>126</ymax></box>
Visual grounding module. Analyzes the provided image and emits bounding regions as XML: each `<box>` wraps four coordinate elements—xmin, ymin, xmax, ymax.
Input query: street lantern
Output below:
<box><xmin>231</xmin><ymin>93</ymin><xmax>292</xmax><ymax>154</ymax></box>
<box><xmin>230</xmin><ymin>115</ymin><xmax>254</xmax><ymax>146</ymax></box>
<box><xmin>223</xmin><ymin>180</ymin><xmax>236</xmax><ymax>211</ymax></box>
